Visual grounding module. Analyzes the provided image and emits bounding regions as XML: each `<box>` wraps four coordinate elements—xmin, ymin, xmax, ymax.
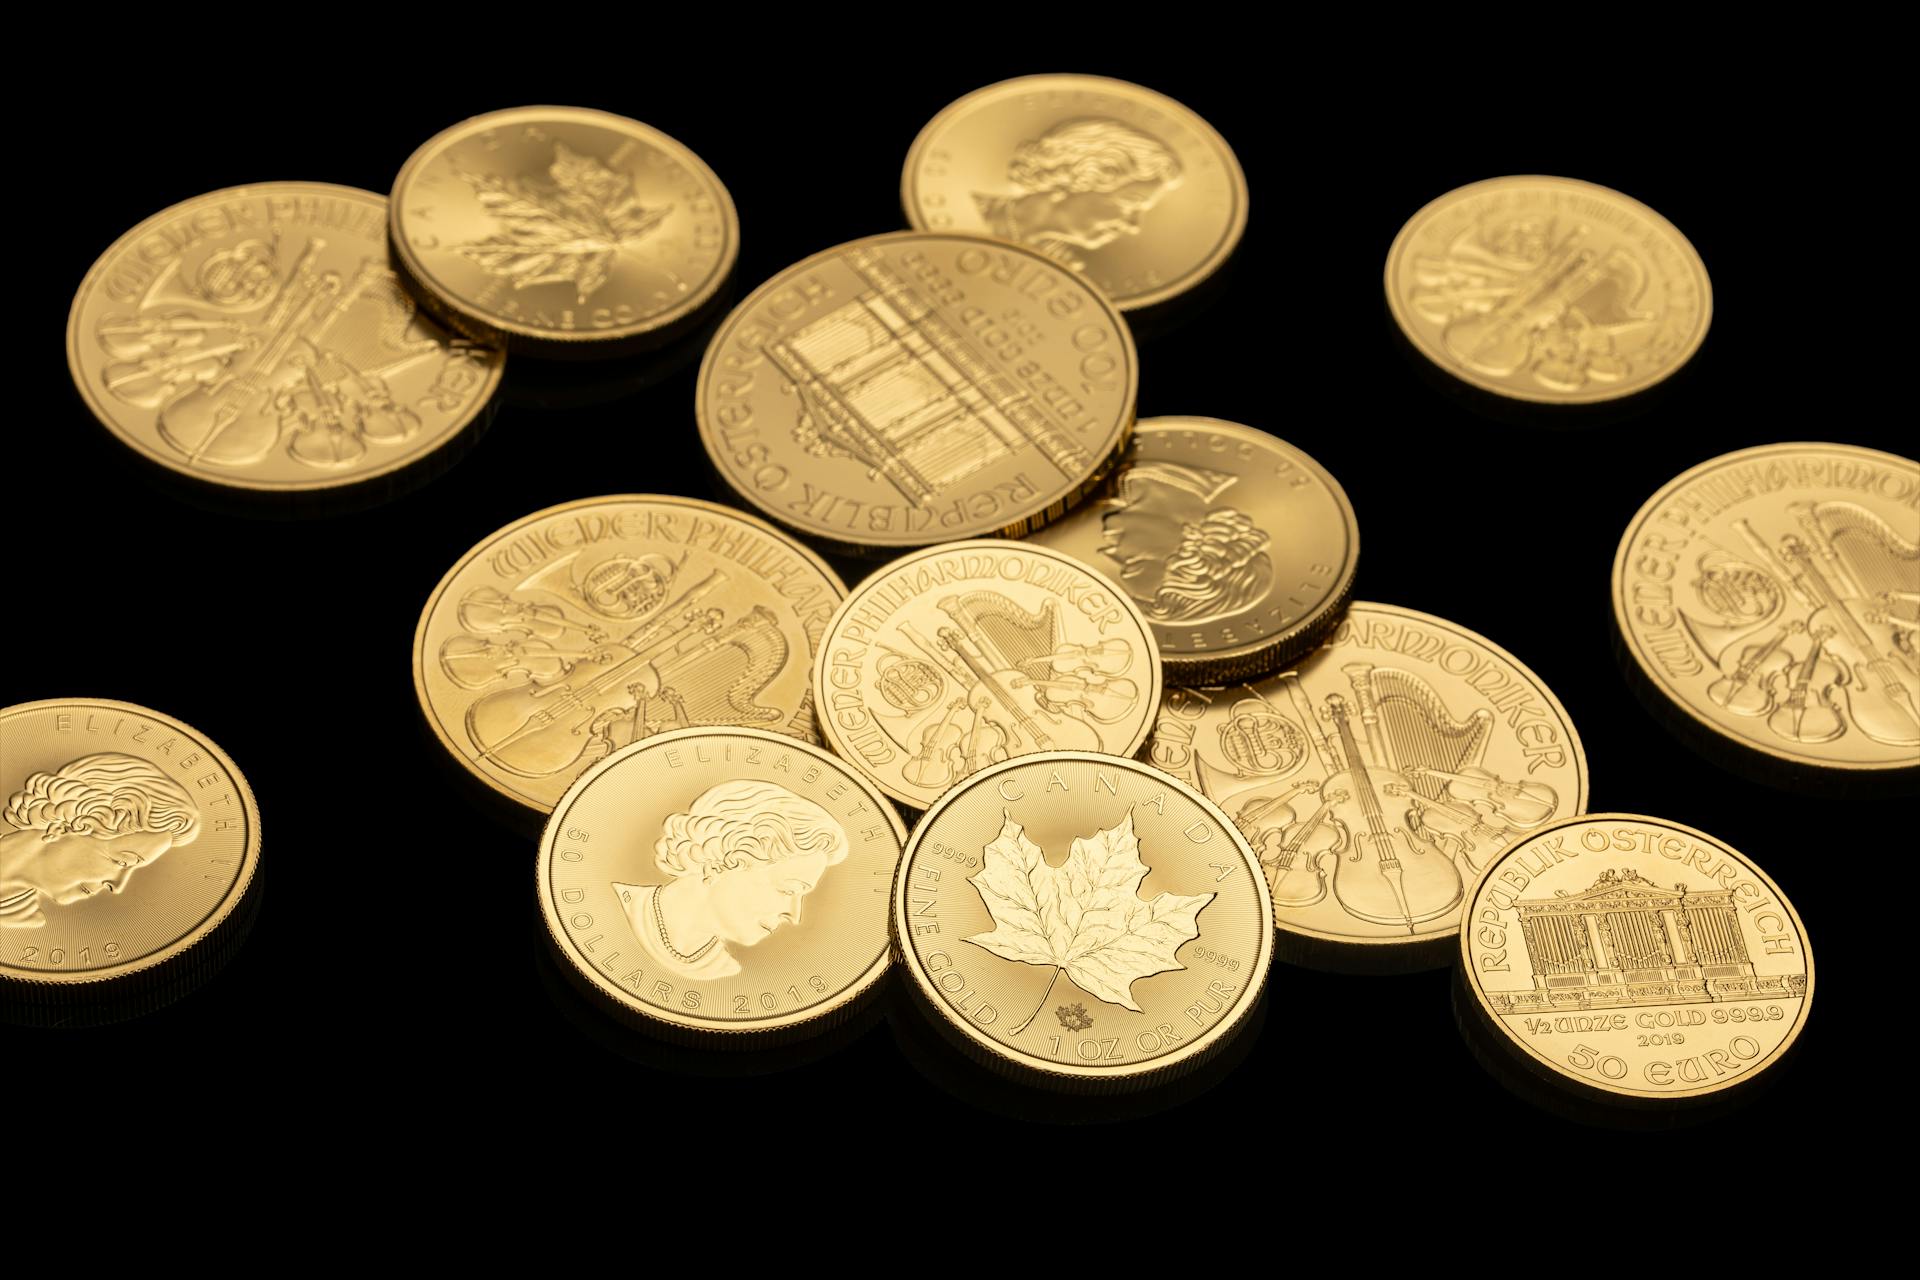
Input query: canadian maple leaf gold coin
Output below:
<box><xmin>539</xmin><ymin>727</ymin><xmax>906</xmax><ymax>1045</ymax></box>
<box><xmin>2</xmin><ymin>699</ymin><xmax>261</xmax><ymax>1018</ymax></box>
<box><xmin>893</xmin><ymin>752</ymin><xmax>1272</xmax><ymax>1092</ymax></box>
<box><xmin>1144</xmin><ymin>602</ymin><xmax>1589</xmax><ymax>972</ymax></box>
<box><xmin>1612</xmin><ymin>442</ymin><xmax>1920</xmax><ymax>781</ymax></box>
<box><xmin>66</xmin><ymin>183</ymin><xmax>503</xmax><ymax>493</ymax></box>
<box><xmin>390</xmin><ymin>106</ymin><xmax>739</xmax><ymax>356</ymax></box>
<box><xmin>1384</xmin><ymin>176</ymin><xmax>1711</xmax><ymax>404</ymax></box>
<box><xmin>902</xmin><ymin>75</ymin><xmax>1248</xmax><ymax>311</ymax></box>
<box><xmin>696</xmin><ymin>231</ymin><xmax>1136</xmax><ymax>553</ymax></box>
<box><xmin>1459</xmin><ymin>814</ymin><xmax>1812</xmax><ymax>1107</ymax></box>
<box><xmin>1026</xmin><ymin>417</ymin><xmax>1358</xmax><ymax>682</ymax></box>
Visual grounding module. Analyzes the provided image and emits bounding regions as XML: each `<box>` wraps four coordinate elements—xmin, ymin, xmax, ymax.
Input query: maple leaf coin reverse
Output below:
<box><xmin>892</xmin><ymin>752</ymin><xmax>1272</xmax><ymax>1092</ymax></box>
<box><xmin>390</xmin><ymin>106</ymin><xmax>739</xmax><ymax>357</ymax></box>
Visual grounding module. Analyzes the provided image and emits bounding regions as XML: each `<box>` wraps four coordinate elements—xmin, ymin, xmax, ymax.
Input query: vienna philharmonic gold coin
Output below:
<box><xmin>1</xmin><ymin>699</ymin><xmax>261</xmax><ymax>1006</ymax></box>
<box><xmin>413</xmin><ymin>495</ymin><xmax>847</xmax><ymax>815</ymax></box>
<box><xmin>815</xmin><ymin>540</ymin><xmax>1161</xmax><ymax>810</ymax></box>
<box><xmin>1385</xmin><ymin>176</ymin><xmax>1711</xmax><ymax>404</ymax></box>
<box><xmin>1613</xmin><ymin>443</ymin><xmax>1920</xmax><ymax>779</ymax></box>
<box><xmin>892</xmin><ymin>753</ymin><xmax>1272</xmax><ymax>1091</ymax></box>
<box><xmin>1459</xmin><ymin>814</ymin><xmax>1812</xmax><ymax>1106</ymax></box>
<box><xmin>903</xmin><ymin>75</ymin><xmax>1248</xmax><ymax>311</ymax></box>
<box><xmin>697</xmin><ymin>232</ymin><xmax>1136</xmax><ymax>552</ymax></box>
<box><xmin>390</xmin><ymin>106</ymin><xmax>738</xmax><ymax>355</ymax></box>
<box><xmin>67</xmin><ymin>183</ymin><xmax>503</xmax><ymax>491</ymax></box>
<box><xmin>539</xmin><ymin>728</ymin><xmax>907</xmax><ymax>1045</ymax></box>
<box><xmin>1145</xmin><ymin>602</ymin><xmax>1588</xmax><ymax>971</ymax></box>
<box><xmin>1027</xmin><ymin>417</ymin><xmax>1357</xmax><ymax>682</ymax></box>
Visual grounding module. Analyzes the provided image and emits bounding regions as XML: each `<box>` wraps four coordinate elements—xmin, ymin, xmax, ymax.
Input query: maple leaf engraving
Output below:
<box><xmin>454</xmin><ymin>144</ymin><xmax>671</xmax><ymax>304</ymax></box>
<box><xmin>1056</xmin><ymin>1003</ymin><xmax>1094</xmax><ymax>1032</ymax></box>
<box><xmin>967</xmin><ymin>810</ymin><xmax>1214</xmax><ymax>1035</ymax></box>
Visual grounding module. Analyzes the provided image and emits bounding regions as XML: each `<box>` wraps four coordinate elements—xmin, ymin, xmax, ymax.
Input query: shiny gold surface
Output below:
<box><xmin>1613</xmin><ymin>443</ymin><xmax>1919</xmax><ymax>774</ymax></box>
<box><xmin>390</xmin><ymin>106</ymin><xmax>737</xmax><ymax>353</ymax></box>
<box><xmin>1027</xmin><ymin>417</ymin><xmax>1356</xmax><ymax>682</ymax></box>
<box><xmin>903</xmin><ymin>75</ymin><xmax>1247</xmax><ymax>311</ymax></box>
<box><xmin>815</xmin><ymin>540</ymin><xmax>1161</xmax><ymax>810</ymax></box>
<box><xmin>66</xmin><ymin>183</ymin><xmax>502</xmax><ymax>491</ymax></box>
<box><xmin>1385</xmin><ymin>176</ymin><xmax>1710</xmax><ymax>404</ymax></box>
<box><xmin>892</xmin><ymin>752</ymin><xmax>1271</xmax><ymax>1091</ymax></box>
<box><xmin>413</xmin><ymin>495</ymin><xmax>847</xmax><ymax>814</ymax></box>
<box><xmin>1460</xmin><ymin>813</ymin><xmax>1811</xmax><ymax>1103</ymax></box>
<box><xmin>1</xmin><ymin>699</ymin><xmax>260</xmax><ymax>990</ymax></box>
<box><xmin>539</xmin><ymin>727</ymin><xmax>906</xmax><ymax>1045</ymax></box>
<box><xmin>697</xmin><ymin>232</ymin><xmax>1136</xmax><ymax>552</ymax></box>
<box><xmin>1146</xmin><ymin>602</ymin><xmax>1588</xmax><ymax>968</ymax></box>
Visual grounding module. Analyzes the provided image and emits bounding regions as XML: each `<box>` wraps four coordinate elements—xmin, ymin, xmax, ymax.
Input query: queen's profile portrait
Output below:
<box><xmin>0</xmin><ymin>754</ymin><xmax>199</xmax><ymax>928</ymax></box>
<box><xmin>974</xmin><ymin>118</ymin><xmax>1183</xmax><ymax>256</ymax></box>
<box><xmin>614</xmin><ymin>780</ymin><xmax>849</xmax><ymax>980</ymax></box>
<box><xmin>1098</xmin><ymin>460</ymin><xmax>1273</xmax><ymax>623</ymax></box>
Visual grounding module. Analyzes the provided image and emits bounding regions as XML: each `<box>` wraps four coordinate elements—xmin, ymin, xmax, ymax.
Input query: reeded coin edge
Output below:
<box><xmin>388</xmin><ymin>106</ymin><xmax>740</xmax><ymax>346</ymax></box>
<box><xmin>1456</xmin><ymin>811</ymin><xmax>1814</xmax><ymax>1103</ymax></box>
<box><xmin>695</xmin><ymin>231</ymin><xmax>1139</xmax><ymax>548</ymax></box>
<box><xmin>0</xmin><ymin>698</ymin><xmax>262</xmax><ymax>989</ymax></box>
<box><xmin>65</xmin><ymin>182</ymin><xmax>504</xmax><ymax>492</ymax></box>
<box><xmin>888</xmin><ymin>751</ymin><xmax>1273</xmax><ymax>1090</ymax></box>
<box><xmin>411</xmin><ymin>494</ymin><xmax>849</xmax><ymax>814</ymax></box>
<box><xmin>900</xmin><ymin>73</ymin><xmax>1250</xmax><ymax>312</ymax></box>
<box><xmin>813</xmin><ymin>541</ymin><xmax>1164</xmax><ymax>810</ymax></box>
<box><xmin>535</xmin><ymin>726</ymin><xmax>906</xmax><ymax>1045</ymax></box>
<box><xmin>1610</xmin><ymin>441</ymin><xmax>1920</xmax><ymax>773</ymax></box>
<box><xmin>1382</xmin><ymin>174</ymin><xmax>1713</xmax><ymax>406</ymax></box>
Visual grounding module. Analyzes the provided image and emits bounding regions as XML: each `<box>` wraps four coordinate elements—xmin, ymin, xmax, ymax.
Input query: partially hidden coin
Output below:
<box><xmin>2</xmin><ymin>698</ymin><xmax>261</xmax><ymax>1015</ymax></box>
<box><xmin>892</xmin><ymin>751</ymin><xmax>1272</xmax><ymax>1092</ymax></box>
<box><xmin>1027</xmin><ymin>416</ymin><xmax>1357</xmax><ymax>682</ymax></box>
<box><xmin>67</xmin><ymin>183</ymin><xmax>503</xmax><ymax>492</ymax></box>
<box><xmin>697</xmin><ymin>231</ymin><xmax>1137</xmax><ymax>554</ymax></box>
<box><xmin>1144</xmin><ymin>602</ymin><xmax>1588</xmax><ymax>972</ymax></box>
<box><xmin>1459</xmin><ymin>813</ymin><xmax>1811</xmax><ymax>1108</ymax></box>
<box><xmin>815</xmin><ymin>540</ymin><xmax>1161</xmax><ymax>810</ymax></box>
<box><xmin>390</xmin><ymin>106</ymin><xmax>738</xmax><ymax>356</ymax></box>
<box><xmin>414</xmin><ymin>496</ymin><xmax>847</xmax><ymax>816</ymax></box>
<box><xmin>539</xmin><ymin>727</ymin><xmax>906</xmax><ymax>1046</ymax></box>
<box><xmin>902</xmin><ymin>74</ymin><xmax>1248</xmax><ymax>312</ymax></box>
<box><xmin>1612</xmin><ymin>442</ymin><xmax>1919</xmax><ymax>782</ymax></box>
<box><xmin>1384</xmin><ymin>175</ymin><xmax>1711</xmax><ymax>404</ymax></box>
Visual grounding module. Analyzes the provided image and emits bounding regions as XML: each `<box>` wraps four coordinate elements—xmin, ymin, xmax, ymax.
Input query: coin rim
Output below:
<box><xmin>388</xmin><ymin>106</ymin><xmax>740</xmax><ymax>347</ymax></box>
<box><xmin>0</xmin><ymin>697</ymin><xmax>262</xmax><ymax>988</ymax></box>
<box><xmin>1382</xmin><ymin>174</ymin><xmax>1713</xmax><ymax>405</ymax></box>
<box><xmin>65</xmin><ymin>181</ymin><xmax>505</xmax><ymax>491</ymax></box>
<box><xmin>535</xmin><ymin>725</ymin><xmax>907</xmax><ymax>1042</ymax></box>
<box><xmin>1457</xmin><ymin>811</ymin><xmax>1814</xmax><ymax>1102</ymax></box>
<box><xmin>813</xmin><ymin>539</ymin><xmax>1164</xmax><ymax>808</ymax></box>
<box><xmin>411</xmin><ymin>494</ymin><xmax>849</xmax><ymax>813</ymax></box>
<box><xmin>900</xmin><ymin>73</ymin><xmax>1250</xmax><ymax>312</ymax></box>
<box><xmin>695</xmin><ymin>230</ymin><xmax>1139</xmax><ymax>547</ymax></box>
<box><xmin>1610</xmin><ymin>441</ymin><xmax>1920</xmax><ymax>773</ymax></box>
<box><xmin>889</xmin><ymin>750</ymin><xmax>1274</xmax><ymax>1085</ymax></box>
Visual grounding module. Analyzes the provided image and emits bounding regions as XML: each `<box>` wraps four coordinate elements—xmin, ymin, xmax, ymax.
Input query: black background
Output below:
<box><xmin>15</xmin><ymin>58</ymin><xmax>1903</xmax><ymax>1186</ymax></box>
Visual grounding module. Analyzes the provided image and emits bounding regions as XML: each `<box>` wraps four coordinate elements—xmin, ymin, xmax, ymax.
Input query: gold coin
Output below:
<box><xmin>892</xmin><ymin>752</ymin><xmax>1271</xmax><ymax>1091</ymax></box>
<box><xmin>413</xmin><ymin>495</ymin><xmax>847</xmax><ymax>815</ymax></box>
<box><xmin>902</xmin><ymin>75</ymin><xmax>1248</xmax><ymax>311</ymax></box>
<box><xmin>539</xmin><ymin>727</ymin><xmax>906</xmax><ymax>1045</ymax></box>
<box><xmin>1026</xmin><ymin>416</ymin><xmax>1357</xmax><ymax>682</ymax></box>
<box><xmin>1</xmin><ymin>698</ymin><xmax>261</xmax><ymax>1005</ymax></box>
<box><xmin>814</xmin><ymin>540</ymin><xmax>1161</xmax><ymax>810</ymax></box>
<box><xmin>1384</xmin><ymin>176</ymin><xmax>1711</xmax><ymax>404</ymax></box>
<box><xmin>697</xmin><ymin>232</ymin><xmax>1136</xmax><ymax>553</ymax></box>
<box><xmin>1144</xmin><ymin>602</ymin><xmax>1589</xmax><ymax>971</ymax></box>
<box><xmin>66</xmin><ymin>183</ymin><xmax>503</xmax><ymax>491</ymax></box>
<box><xmin>389</xmin><ymin>106</ymin><xmax>738</xmax><ymax>355</ymax></box>
<box><xmin>1613</xmin><ymin>442</ymin><xmax>1920</xmax><ymax>779</ymax></box>
<box><xmin>1459</xmin><ymin>813</ymin><xmax>1811</xmax><ymax>1105</ymax></box>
